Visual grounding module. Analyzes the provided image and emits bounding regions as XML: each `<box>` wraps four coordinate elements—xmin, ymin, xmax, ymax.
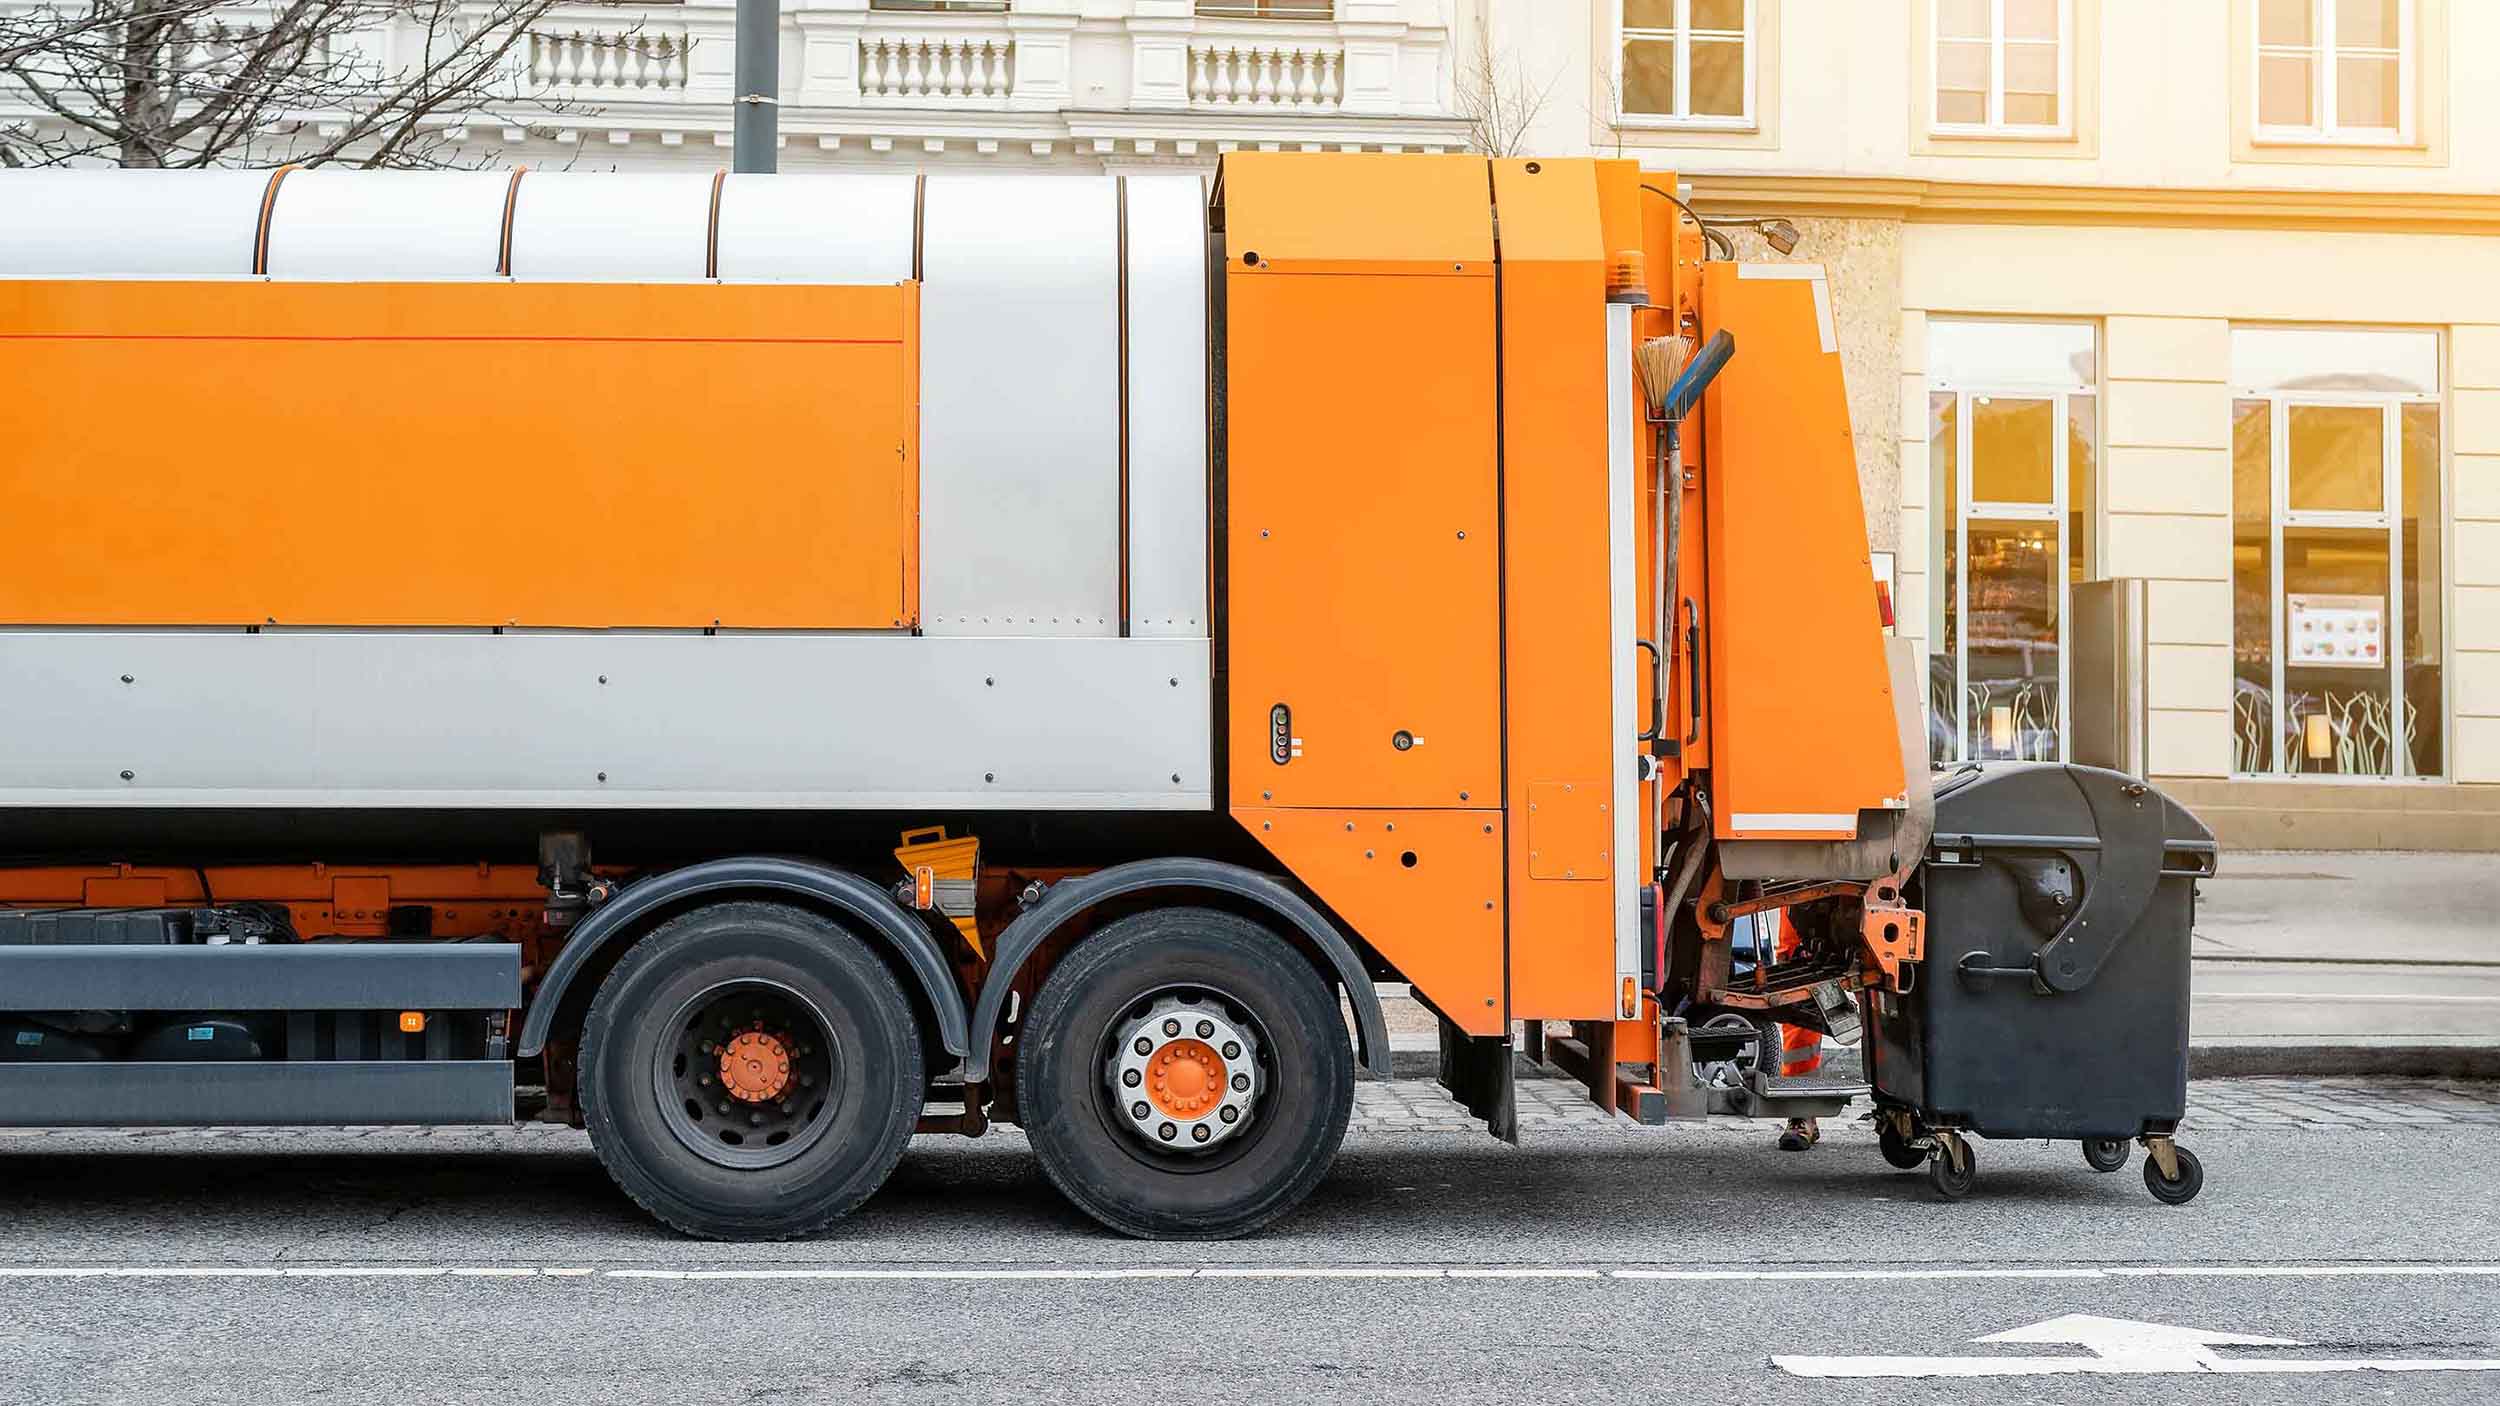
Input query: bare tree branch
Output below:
<box><xmin>1</xmin><ymin>0</ymin><xmax>610</xmax><ymax>168</ymax></box>
<box><xmin>1454</xmin><ymin>22</ymin><xmax>1555</xmax><ymax>160</ymax></box>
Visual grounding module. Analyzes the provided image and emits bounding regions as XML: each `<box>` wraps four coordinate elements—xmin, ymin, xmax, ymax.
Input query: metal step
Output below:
<box><xmin>1709</xmin><ymin>1069</ymin><xmax>1868</xmax><ymax>1120</ymax></box>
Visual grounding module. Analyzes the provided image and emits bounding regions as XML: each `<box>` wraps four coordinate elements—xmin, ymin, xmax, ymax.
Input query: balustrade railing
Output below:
<box><xmin>1189</xmin><ymin>38</ymin><xmax>1343</xmax><ymax>110</ymax></box>
<box><xmin>859</xmin><ymin>33</ymin><xmax>1016</xmax><ymax>103</ymax></box>
<box><xmin>528</xmin><ymin>28</ymin><xmax>691</xmax><ymax>93</ymax></box>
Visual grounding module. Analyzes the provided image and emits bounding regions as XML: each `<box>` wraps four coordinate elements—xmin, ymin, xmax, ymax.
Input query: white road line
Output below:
<box><xmin>0</xmin><ymin>1263</ymin><xmax>2495</xmax><ymax>1283</ymax></box>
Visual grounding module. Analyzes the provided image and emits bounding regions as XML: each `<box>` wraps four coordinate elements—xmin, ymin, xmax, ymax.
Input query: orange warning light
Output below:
<box><xmin>398</xmin><ymin>1011</ymin><xmax>427</xmax><ymax>1034</ymax></box>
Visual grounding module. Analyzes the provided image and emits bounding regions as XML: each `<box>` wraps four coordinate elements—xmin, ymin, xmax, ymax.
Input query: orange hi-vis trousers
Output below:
<box><xmin>1771</xmin><ymin>912</ymin><xmax>1824</xmax><ymax>1079</ymax></box>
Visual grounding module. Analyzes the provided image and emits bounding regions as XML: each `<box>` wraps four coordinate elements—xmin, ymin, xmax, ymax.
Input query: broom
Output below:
<box><xmin>1635</xmin><ymin>334</ymin><xmax>1693</xmax><ymax>423</ymax></box>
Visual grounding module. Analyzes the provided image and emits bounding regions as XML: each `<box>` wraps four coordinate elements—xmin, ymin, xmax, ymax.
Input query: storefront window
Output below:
<box><xmin>1927</xmin><ymin>320</ymin><xmax>2098</xmax><ymax>766</ymax></box>
<box><xmin>2228</xmin><ymin>326</ymin><xmax>2443</xmax><ymax>778</ymax></box>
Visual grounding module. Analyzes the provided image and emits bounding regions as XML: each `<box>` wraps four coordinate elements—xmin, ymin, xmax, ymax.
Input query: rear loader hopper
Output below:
<box><xmin>0</xmin><ymin>154</ymin><xmax>2212</xmax><ymax>1237</ymax></box>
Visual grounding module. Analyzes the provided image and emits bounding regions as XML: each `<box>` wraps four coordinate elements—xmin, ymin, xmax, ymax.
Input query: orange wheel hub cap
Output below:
<box><xmin>1145</xmin><ymin>1037</ymin><xmax>1228</xmax><ymax>1120</ymax></box>
<box><xmin>720</xmin><ymin>1029</ymin><xmax>793</xmax><ymax>1104</ymax></box>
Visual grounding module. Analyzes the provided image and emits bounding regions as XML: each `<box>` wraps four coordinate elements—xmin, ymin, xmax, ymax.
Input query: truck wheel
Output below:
<box><xmin>578</xmin><ymin>901</ymin><xmax>923</xmax><ymax>1240</ymax></box>
<box><xmin>1019</xmin><ymin>907</ymin><xmax>1353</xmax><ymax>1240</ymax></box>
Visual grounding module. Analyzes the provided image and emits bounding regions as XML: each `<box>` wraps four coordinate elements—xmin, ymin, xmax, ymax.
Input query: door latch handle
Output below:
<box><xmin>1636</xmin><ymin>638</ymin><xmax>1663</xmax><ymax>742</ymax></box>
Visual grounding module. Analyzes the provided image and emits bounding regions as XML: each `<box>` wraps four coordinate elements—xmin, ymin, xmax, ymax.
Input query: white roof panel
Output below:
<box><xmin>0</xmin><ymin>169</ymin><xmax>272</xmax><ymax>278</ymax></box>
<box><xmin>506</xmin><ymin>172</ymin><xmax>715</xmax><ymax>282</ymax></box>
<box><xmin>263</xmin><ymin>170</ymin><xmax>512</xmax><ymax>280</ymax></box>
<box><xmin>713</xmin><ymin>174</ymin><xmax>916</xmax><ymax>284</ymax></box>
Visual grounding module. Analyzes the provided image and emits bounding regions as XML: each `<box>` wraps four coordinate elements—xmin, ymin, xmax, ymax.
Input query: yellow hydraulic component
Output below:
<box><xmin>895</xmin><ymin>826</ymin><xmax>983</xmax><ymax>958</ymax></box>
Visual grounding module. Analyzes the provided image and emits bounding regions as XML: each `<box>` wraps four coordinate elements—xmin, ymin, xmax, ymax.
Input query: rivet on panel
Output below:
<box><xmin>118</xmin><ymin>769</ymin><xmax>134</xmax><ymax>781</ymax></box>
<box><xmin>985</xmin><ymin>772</ymin><xmax>997</xmax><ymax>783</ymax></box>
<box><xmin>1364</xmin><ymin>850</ymin><xmax>1375</xmax><ymax>859</ymax></box>
<box><xmin>119</xmin><ymin>674</ymin><xmax>133</xmax><ymax>684</ymax></box>
<box><xmin>597</xmin><ymin>772</ymin><xmax>608</xmax><ymax>783</ymax></box>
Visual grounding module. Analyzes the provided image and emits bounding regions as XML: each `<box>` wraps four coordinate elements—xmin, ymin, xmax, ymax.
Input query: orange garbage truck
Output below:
<box><xmin>0</xmin><ymin>154</ymin><xmax>2218</xmax><ymax>1238</ymax></box>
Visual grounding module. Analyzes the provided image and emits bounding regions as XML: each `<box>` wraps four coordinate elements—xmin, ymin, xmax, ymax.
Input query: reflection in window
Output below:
<box><xmin>2255</xmin><ymin>0</ymin><xmax>2411</xmax><ymax>143</ymax></box>
<box><xmin>1934</xmin><ymin>0</ymin><xmax>2068</xmax><ymax>134</ymax></box>
<box><xmin>2230</xmin><ymin>326</ymin><xmax>2442</xmax><ymax>778</ymax></box>
<box><xmin>1928</xmin><ymin>320</ymin><xmax>2097</xmax><ymax>767</ymax></box>
<box><xmin>1620</xmin><ymin>0</ymin><xmax>1754</xmax><ymax>126</ymax></box>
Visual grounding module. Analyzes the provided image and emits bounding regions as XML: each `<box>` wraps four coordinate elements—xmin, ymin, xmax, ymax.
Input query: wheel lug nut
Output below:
<box><xmin>1158</xmin><ymin>1122</ymin><xmax>1177</xmax><ymax>1141</ymax></box>
<box><xmin>1192</xmin><ymin>1124</ymin><xmax>1211</xmax><ymax>1142</ymax></box>
<box><xmin>1132</xmin><ymin>1101</ymin><xmax>1151</xmax><ymax>1120</ymax></box>
<box><xmin>1134</xmin><ymin>1037</ymin><xmax>1152</xmax><ymax>1055</ymax></box>
<box><xmin>1163</xmin><ymin>1019</ymin><xmax>1181</xmax><ymax>1037</ymax></box>
<box><xmin>1123</xmin><ymin>1069</ymin><xmax>1141</xmax><ymax>1087</ymax></box>
<box><xmin>748</xmin><ymin>1112</ymin><xmax>763</xmax><ymax>1127</ymax></box>
<box><xmin>717</xmin><ymin>1101</ymin><xmax>731</xmax><ymax>1114</ymax></box>
<box><xmin>1222</xmin><ymin>1041</ymin><xmax>1241</xmax><ymax>1059</ymax></box>
<box><xmin>1232</xmin><ymin>1074</ymin><xmax>1250</xmax><ymax>1091</ymax></box>
<box><xmin>1220</xmin><ymin>1106</ymin><xmax>1239</xmax><ymax>1123</ymax></box>
<box><xmin>1196</xmin><ymin>1020</ymin><xmax>1214</xmax><ymax>1038</ymax></box>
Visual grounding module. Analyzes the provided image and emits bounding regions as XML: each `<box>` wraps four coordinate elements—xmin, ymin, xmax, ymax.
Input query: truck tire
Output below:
<box><xmin>578</xmin><ymin>901</ymin><xmax>923</xmax><ymax>1240</ymax></box>
<box><xmin>1019</xmin><ymin>907</ymin><xmax>1353</xmax><ymax>1240</ymax></box>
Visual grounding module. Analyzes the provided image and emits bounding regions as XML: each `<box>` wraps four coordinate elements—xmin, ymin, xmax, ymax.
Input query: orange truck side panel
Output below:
<box><xmin>1217</xmin><ymin>152</ymin><xmax>1494</xmax><ymax>273</ymax></box>
<box><xmin>1490</xmin><ymin>158</ymin><xmax>1618</xmax><ymax>1022</ymax></box>
<box><xmin>0</xmin><ymin>280</ymin><xmax>919</xmax><ymax>630</ymax></box>
<box><xmin>1238</xmin><ymin>808</ymin><xmax>1505</xmax><ymax>1037</ymax></box>
<box><xmin>1223</xmin><ymin>257</ymin><xmax>1501</xmax><ymax>811</ymax></box>
<box><xmin>1221</xmin><ymin>154</ymin><xmax>1508</xmax><ymax>1031</ymax></box>
<box><xmin>1698</xmin><ymin>264</ymin><xmax>1905</xmax><ymax>840</ymax></box>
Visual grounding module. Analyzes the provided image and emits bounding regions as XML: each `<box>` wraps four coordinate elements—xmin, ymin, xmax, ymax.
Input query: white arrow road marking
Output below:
<box><xmin>1776</xmin><ymin>1313</ymin><xmax>2500</xmax><ymax>1378</ymax></box>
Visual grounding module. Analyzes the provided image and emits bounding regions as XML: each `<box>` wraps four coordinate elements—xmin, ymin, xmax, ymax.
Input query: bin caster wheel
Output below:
<box><xmin>1878</xmin><ymin>1121</ymin><xmax>1927</xmax><ymax>1171</ymax></box>
<box><xmin>2143</xmin><ymin>1145</ymin><xmax>2203</xmax><ymax>1206</ymax></box>
<box><xmin>2082</xmin><ymin>1137</ymin><xmax>2129</xmax><ymax>1173</ymax></box>
<box><xmin>1927</xmin><ymin>1138</ymin><xmax>1977</xmax><ymax>1201</ymax></box>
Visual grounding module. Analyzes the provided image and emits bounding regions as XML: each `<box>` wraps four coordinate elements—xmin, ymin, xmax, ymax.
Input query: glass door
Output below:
<box><xmin>1927</xmin><ymin>320</ymin><xmax>2097</xmax><ymax>767</ymax></box>
<box><xmin>2229</xmin><ymin>326</ymin><xmax>2443</xmax><ymax>779</ymax></box>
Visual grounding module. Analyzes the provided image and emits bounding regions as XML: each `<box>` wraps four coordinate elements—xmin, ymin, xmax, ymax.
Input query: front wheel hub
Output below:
<box><xmin>1105</xmin><ymin>995</ymin><xmax>1261</xmax><ymax>1153</ymax></box>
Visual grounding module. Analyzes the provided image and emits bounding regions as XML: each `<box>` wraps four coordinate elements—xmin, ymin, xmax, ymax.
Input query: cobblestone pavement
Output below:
<box><xmin>1344</xmin><ymin>1073</ymin><xmax>2500</xmax><ymax>1136</ymax></box>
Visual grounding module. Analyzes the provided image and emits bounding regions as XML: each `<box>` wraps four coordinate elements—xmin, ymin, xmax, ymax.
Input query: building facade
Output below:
<box><xmin>1487</xmin><ymin>0</ymin><xmax>2500</xmax><ymax>847</ymax></box>
<box><xmin>7</xmin><ymin>0</ymin><xmax>2491</xmax><ymax>845</ymax></box>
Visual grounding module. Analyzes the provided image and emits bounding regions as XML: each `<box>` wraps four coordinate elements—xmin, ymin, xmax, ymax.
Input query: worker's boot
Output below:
<box><xmin>1776</xmin><ymin>1117</ymin><xmax>1820</xmax><ymax>1152</ymax></box>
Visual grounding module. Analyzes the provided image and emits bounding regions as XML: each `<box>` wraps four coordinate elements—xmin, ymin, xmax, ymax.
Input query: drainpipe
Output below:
<box><xmin>733</xmin><ymin>0</ymin><xmax>778</xmax><ymax>175</ymax></box>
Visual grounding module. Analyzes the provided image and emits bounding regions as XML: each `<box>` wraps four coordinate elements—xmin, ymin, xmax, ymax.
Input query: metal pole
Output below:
<box><xmin>733</xmin><ymin>0</ymin><xmax>778</xmax><ymax>174</ymax></box>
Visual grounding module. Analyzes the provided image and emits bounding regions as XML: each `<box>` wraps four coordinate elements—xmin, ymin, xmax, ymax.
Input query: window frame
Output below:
<box><xmin>2251</xmin><ymin>0</ymin><xmax>2417</xmax><ymax>147</ymax></box>
<box><xmin>1927</xmin><ymin>319</ymin><xmax>2102</xmax><ymax>767</ymax></box>
<box><xmin>2231</xmin><ymin>373</ymin><xmax>2442</xmax><ymax>779</ymax></box>
<box><xmin>1929</xmin><ymin>0</ymin><xmax>2077</xmax><ymax>139</ymax></box>
<box><xmin>1614</xmin><ymin>0</ymin><xmax>1759</xmax><ymax>132</ymax></box>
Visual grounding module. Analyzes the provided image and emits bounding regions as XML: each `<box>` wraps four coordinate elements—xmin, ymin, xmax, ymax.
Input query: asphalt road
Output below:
<box><xmin>5</xmin><ymin>1096</ymin><xmax>2498</xmax><ymax>1405</ymax></box>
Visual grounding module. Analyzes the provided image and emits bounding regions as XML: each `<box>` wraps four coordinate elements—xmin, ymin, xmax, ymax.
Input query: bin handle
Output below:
<box><xmin>1955</xmin><ymin>951</ymin><xmax>2050</xmax><ymax>995</ymax></box>
<box><xmin>898</xmin><ymin>826</ymin><xmax>950</xmax><ymax>846</ymax></box>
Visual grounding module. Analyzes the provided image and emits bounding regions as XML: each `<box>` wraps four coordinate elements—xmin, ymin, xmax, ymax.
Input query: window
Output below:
<box><xmin>2254</xmin><ymin>0</ymin><xmax>2413</xmax><ymax>143</ymax></box>
<box><xmin>1928</xmin><ymin>321</ymin><xmax>2099</xmax><ymax>766</ymax></box>
<box><xmin>2231</xmin><ymin>327</ymin><xmax>2443</xmax><ymax>778</ymax></box>
<box><xmin>1618</xmin><ymin>0</ymin><xmax>1756</xmax><ymax>128</ymax></box>
<box><xmin>870</xmin><ymin>2</ymin><xmax>1010</xmax><ymax>10</ymax></box>
<box><xmin>1933</xmin><ymin>0</ymin><xmax>2070</xmax><ymax>135</ymax></box>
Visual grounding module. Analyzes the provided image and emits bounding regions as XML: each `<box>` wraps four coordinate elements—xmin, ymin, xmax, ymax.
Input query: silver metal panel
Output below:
<box><xmin>0</xmin><ymin>170</ymin><xmax>268</xmax><ymax>278</ymax></box>
<box><xmin>263</xmin><ymin>170</ymin><xmax>510</xmax><ymax>280</ymax></box>
<box><xmin>507</xmin><ymin>172</ymin><xmax>713</xmax><ymax>283</ymax></box>
<box><xmin>1123</xmin><ymin>175</ymin><xmax>1211</xmax><ymax>639</ymax></box>
<box><xmin>1605</xmin><ymin>304</ymin><xmax>1640</xmax><ymax>1012</ymax></box>
<box><xmin>713</xmin><ymin>174</ymin><xmax>916</xmax><ymax>284</ymax></box>
<box><xmin>0</xmin><ymin>633</ymin><xmax>1210</xmax><ymax>810</ymax></box>
<box><xmin>919</xmin><ymin>176</ymin><xmax>1121</xmax><ymax>636</ymax></box>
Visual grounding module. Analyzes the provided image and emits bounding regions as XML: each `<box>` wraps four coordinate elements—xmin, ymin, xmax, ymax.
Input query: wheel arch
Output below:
<box><xmin>964</xmin><ymin>858</ymin><xmax>1390</xmax><ymax>1084</ymax></box>
<box><xmin>516</xmin><ymin>857</ymin><xmax>968</xmax><ymax>1062</ymax></box>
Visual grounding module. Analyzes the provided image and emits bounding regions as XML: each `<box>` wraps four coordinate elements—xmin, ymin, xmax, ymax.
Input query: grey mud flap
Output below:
<box><xmin>1436</xmin><ymin>1015</ymin><xmax>1517</xmax><ymax>1144</ymax></box>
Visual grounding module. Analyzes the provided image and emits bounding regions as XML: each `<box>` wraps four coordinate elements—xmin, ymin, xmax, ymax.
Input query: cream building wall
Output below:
<box><xmin>1479</xmin><ymin>0</ymin><xmax>2500</xmax><ymax>842</ymax></box>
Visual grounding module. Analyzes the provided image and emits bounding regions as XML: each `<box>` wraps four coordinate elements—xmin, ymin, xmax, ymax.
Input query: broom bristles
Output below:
<box><xmin>1635</xmin><ymin>335</ymin><xmax>1693</xmax><ymax>419</ymax></box>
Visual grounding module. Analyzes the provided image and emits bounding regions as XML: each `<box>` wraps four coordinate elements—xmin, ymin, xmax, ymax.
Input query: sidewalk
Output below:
<box><xmin>1374</xmin><ymin>851</ymin><xmax>2500</xmax><ymax>1081</ymax></box>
